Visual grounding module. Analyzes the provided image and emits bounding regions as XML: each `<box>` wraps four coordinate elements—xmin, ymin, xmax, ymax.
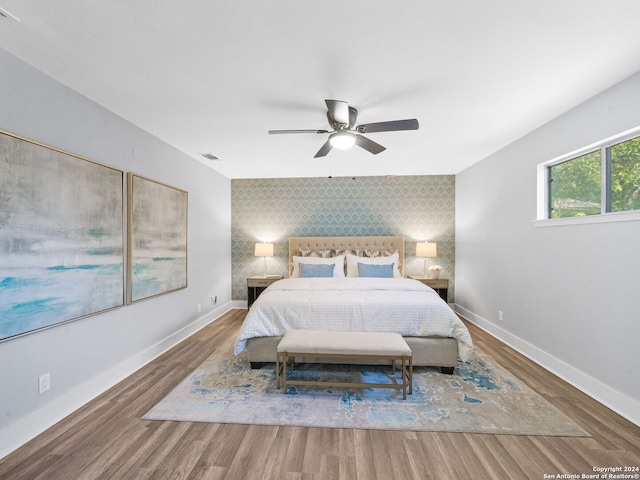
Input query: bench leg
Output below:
<box><xmin>403</xmin><ymin>357</ymin><xmax>407</xmax><ymax>400</ymax></box>
<box><xmin>282</xmin><ymin>354</ymin><xmax>287</xmax><ymax>394</ymax></box>
<box><xmin>409</xmin><ymin>356</ymin><xmax>413</xmax><ymax>395</ymax></box>
<box><xmin>403</xmin><ymin>366</ymin><xmax>407</xmax><ymax>401</ymax></box>
<box><xmin>399</xmin><ymin>356</ymin><xmax>412</xmax><ymax>399</ymax></box>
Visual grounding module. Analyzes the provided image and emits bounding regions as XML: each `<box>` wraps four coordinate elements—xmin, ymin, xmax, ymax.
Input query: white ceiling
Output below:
<box><xmin>2</xmin><ymin>1</ymin><xmax>640</xmax><ymax>179</ymax></box>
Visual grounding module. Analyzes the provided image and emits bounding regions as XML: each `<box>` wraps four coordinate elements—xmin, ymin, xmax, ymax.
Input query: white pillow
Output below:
<box><xmin>346</xmin><ymin>253</ymin><xmax>402</xmax><ymax>278</ymax></box>
<box><xmin>292</xmin><ymin>255</ymin><xmax>345</xmax><ymax>277</ymax></box>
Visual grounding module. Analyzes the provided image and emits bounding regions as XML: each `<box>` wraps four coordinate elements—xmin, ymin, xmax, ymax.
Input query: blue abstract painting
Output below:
<box><xmin>0</xmin><ymin>131</ymin><xmax>125</xmax><ymax>341</ymax></box>
<box><xmin>128</xmin><ymin>174</ymin><xmax>187</xmax><ymax>302</ymax></box>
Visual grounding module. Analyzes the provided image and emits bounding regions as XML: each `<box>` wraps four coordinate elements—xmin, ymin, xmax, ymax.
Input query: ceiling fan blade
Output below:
<box><xmin>314</xmin><ymin>140</ymin><xmax>333</xmax><ymax>158</ymax></box>
<box><xmin>268</xmin><ymin>129</ymin><xmax>329</xmax><ymax>134</ymax></box>
<box><xmin>325</xmin><ymin>100</ymin><xmax>350</xmax><ymax>126</ymax></box>
<box><xmin>354</xmin><ymin>134</ymin><xmax>386</xmax><ymax>155</ymax></box>
<box><xmin>356</xmin><ymin>119</ymin><xmax>419</xmax><ymax>133</ymax></box>
<box><xmin>348</xmin><ymin>107</ymin><xmax>358</xmax><ymax>129</ymax></box>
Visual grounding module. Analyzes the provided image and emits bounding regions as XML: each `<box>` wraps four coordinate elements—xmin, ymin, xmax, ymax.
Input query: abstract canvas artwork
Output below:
<box><xmin>128</xmin><ymin>173</ymin><xmax>187</xmax><ymax>303</ymax></box>
<box><xmin>0</xmin><ymin>130</ymin><xmax>125</xmax><ymax>342</ymax></box>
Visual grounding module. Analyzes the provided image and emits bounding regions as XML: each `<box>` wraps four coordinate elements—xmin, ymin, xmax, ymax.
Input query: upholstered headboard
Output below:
<box><xmin>288</xmin><ymin>236</ymin><xmax>405</xmax><ymax>277</ymax></box>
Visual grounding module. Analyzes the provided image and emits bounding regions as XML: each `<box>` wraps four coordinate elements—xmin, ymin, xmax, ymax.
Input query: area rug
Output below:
<box><xmin>143</xmin><ymin>339</ymin><xmax>589</xmax><ymax>436</ymax></box>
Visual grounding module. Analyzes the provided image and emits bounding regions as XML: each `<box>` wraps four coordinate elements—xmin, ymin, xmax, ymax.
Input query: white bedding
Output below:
<box><xmin>235</xmin><ymin>277</ymin><xmax>473</xmax><ymax>361</ymax></box>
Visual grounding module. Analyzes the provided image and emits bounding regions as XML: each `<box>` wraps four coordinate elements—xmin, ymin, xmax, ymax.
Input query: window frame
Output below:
<box><xmin>536</xmin><ymin>126</ymin><xmax>640</xmax><ymax>227</ymax></box>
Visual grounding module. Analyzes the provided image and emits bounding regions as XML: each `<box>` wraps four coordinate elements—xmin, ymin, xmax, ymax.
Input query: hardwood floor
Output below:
<box><xmin>1</xmin><ymin>309</ymin><xmax>638</xmax><ymax>480</ymax></box>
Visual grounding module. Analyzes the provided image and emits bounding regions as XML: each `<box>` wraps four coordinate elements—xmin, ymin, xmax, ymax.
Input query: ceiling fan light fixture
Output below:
<box><xmin>329</xmin><ymin>131</ymin><xmax>355</xmax><ymax>150</ymax></box>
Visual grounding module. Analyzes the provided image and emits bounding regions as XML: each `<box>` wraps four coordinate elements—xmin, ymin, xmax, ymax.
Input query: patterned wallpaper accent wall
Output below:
<box><xmin>231</xmin><ymin>175</ymin><xmax>455</xmax><ymax>301</ymax></box>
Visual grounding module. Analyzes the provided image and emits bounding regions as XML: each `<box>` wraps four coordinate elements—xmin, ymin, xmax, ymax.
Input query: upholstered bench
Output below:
<box><xmin>276</xmin><ymin>330</ymin><xmax>413</xmax><ymax>399</ymax></box>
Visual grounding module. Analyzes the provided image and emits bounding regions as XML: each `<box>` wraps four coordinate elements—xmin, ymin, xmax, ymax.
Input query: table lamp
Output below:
<box><xmin>254</xmin><ymin>242</ymin><xmax>274</xmax><ymax>277</ymax></box>
<box><xmin>415</xmin><ymin>242</ymin><xmax>437</xmax><ymax>277</ymax></box>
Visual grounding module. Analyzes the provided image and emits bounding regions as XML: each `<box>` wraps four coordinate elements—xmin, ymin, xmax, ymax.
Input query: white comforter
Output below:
<box><xmin>235</xmin><ymin>277</ymin><xmax>473</xmax><ymax>361</ymax></box>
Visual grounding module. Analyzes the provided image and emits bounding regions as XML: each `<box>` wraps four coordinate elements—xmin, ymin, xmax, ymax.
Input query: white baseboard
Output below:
<box><xmin>0</xmin><ymin>302</ymin><xmax>233</xmax><ymax>460</ymax></box>
<box><xmin>454</xmin><ymin>304</ymin><xmax>639</xmax><ymax>427</ymax></box>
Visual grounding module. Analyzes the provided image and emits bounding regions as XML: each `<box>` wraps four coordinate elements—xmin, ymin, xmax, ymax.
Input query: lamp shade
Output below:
<box><xmin>329</xmin><ymin>131</ymin><xmax>356</xmax><ymax>150</ymax></box>
<box><xmin>254</xmin><ymin>242</ymin><xmax>274</xmax><ymax>257</ymax></box>
<box><xmin>416</xmin><ymin>242</ymin><xmax>437</xmax><ymax>257</ymax></box>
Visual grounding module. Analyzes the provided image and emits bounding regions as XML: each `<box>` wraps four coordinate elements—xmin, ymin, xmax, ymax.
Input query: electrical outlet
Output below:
<box><xmin>211</xmin><ymin>296</ymin><xmax>217</xmax><ymax>305</ymax></box>
<box><xmin>38</xmin><ymin>373</ymin><xmax>50</xmax><ymax>394</ymax></box>
<box><xmin>197</xmin><ymin>303</ymin><xmax>202</xmax><ymax>313</ymax></box>
<box><xmin>498</xmin><ymin>310</ymin><xmax>504</xmax><ymax>322</ymax></box>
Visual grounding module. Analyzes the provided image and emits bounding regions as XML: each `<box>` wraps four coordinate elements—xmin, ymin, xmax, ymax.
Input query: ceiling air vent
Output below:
<box><xmin>200</xmin><ymin>153</ymin><xmax>219</xmax><ymax>161</ymax></box>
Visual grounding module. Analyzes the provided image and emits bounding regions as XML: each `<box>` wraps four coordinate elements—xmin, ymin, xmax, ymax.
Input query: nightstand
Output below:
<box><xmin>247</xmin><ymin>275</ymin><xmax>284</xmax><ymax>308</ymax></box>
<box><xmin>408</xmin><ymin>276</ymin><xmax>449</xmax><ymax>302</ymax></box>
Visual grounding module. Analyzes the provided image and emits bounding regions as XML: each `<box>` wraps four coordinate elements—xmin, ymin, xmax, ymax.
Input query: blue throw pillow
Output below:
<box><xmin>357</xmin><ymin>262</ymin><xmax>394</xmax><ymax>278</ymax></box>
<box><xmin>299</xmin><ymin>263</ymin><xmax>335</xmax><ymax>278</ymax></box>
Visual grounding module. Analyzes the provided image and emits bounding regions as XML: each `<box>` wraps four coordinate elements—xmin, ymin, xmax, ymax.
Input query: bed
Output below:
<box><xmin>235</xmin><ymin>236</ymin><xmax>473</xmax><ymax>373</ymax></box>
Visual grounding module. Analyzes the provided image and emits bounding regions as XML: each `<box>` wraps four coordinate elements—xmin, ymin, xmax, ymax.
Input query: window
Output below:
<box><xmin>539</xmin><ymin>128</ymin><xmax>640</xmax><ymax>222</ymax></box>
<box><xmin>549</xmin><ymin>150</ymin><xmax>601</xmax><ymax>218</ymax></box>
<box><xmin>609</xmin><ymin>136</ymin><xmax>640</xmax><ymax>213</ymax></box>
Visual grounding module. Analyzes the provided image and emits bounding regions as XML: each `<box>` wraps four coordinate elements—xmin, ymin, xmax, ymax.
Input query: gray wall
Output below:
<box><xmin>455</xmin><ymin>72</ymin><xmax>640</xmax><ymax>424</ymax></box>
<box><xmin>0</xmin><ymin>50</ymin><xmax>232</xmax><ymax>457</ymax></box>
<box><xmin>231</xmin><ymin>175</ymin><xmax>455</xmax><ymax>301</ymax></box>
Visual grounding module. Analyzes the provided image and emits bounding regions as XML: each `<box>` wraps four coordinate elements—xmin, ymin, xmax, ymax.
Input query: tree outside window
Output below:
<box><xmin>548</xmin><ymin>134</ymin><xmax>640</xmax><ymax>219</ymax></box>
<box><xmin>549</xmin><ymin>151</ymin><xmax>601</xmax><ymax>218</ymax></box>
<box><xmin>609</xmin><ymin>136</ymin><xmax>640</xmax><ymax>212</ymax></box>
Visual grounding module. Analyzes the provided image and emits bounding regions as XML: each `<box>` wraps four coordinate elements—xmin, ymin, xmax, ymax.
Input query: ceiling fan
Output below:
<box><xmin>268</xmin><ymin>100</ymin><xmax>419</xmax><ymax>158</ymax></box>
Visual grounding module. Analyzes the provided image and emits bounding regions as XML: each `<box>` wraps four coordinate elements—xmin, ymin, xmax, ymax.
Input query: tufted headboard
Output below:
<box><xmin>288</xmin><ymin>236</ymin><xmax>405</xmax><ymax>277</ymax></box>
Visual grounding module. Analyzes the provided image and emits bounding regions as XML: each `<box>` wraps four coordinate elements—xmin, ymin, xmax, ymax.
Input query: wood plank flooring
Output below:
<box><xmin>1</xmin><ymin>309</ymin><xmax>638</xmax><ymax>479</ymax></box>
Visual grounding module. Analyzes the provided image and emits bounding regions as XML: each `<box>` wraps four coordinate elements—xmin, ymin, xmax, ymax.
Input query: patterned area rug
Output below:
<box><xmin>143</xmin><ymin>339</ymin><xmax>589</xmax><ymax>436</ymax></box>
